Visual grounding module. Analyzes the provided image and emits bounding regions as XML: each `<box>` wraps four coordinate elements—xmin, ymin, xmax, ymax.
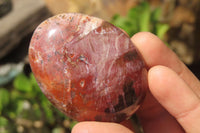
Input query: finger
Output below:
<box><xmin>137</xmin><ymin>91</ymin><xmax>184</xmax><ymax>133</ymax></box>
<box><xmin>131</xmin><ymin>32</ymin><xmax>200</xmax><ymax>96</ymax></box>
<box><xmin>131</xmin><ymin>32</ymin><xmax>185</xmax><ymax>132</ymax></box>
<box><xmin>72</xmin><ymin>121</ymin><xmax>133</xmax><ymax>133</ymax></box>
<box><xmin>149</xmin><ymin>65</ymin><xmax>200</xmax><ymax>133</ymax></box>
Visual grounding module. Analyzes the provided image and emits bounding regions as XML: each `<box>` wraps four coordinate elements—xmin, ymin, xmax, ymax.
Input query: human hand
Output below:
<box><xmin>72</xmin><ymin>32</ymin><xmax>200</xmax><ymax>133</ymax></box>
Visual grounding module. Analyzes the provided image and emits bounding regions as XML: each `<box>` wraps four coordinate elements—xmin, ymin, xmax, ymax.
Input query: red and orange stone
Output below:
<box><xmin>29</xmin><ymin>13</ymin><xmax>147</xmax><ymax>122</ymax></box>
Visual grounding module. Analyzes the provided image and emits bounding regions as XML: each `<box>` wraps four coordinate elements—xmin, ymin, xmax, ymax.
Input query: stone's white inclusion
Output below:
<box><xmin>64</xmin><ymin>68</ymin><xmax>71</xmax><ymax>77</ymax></box>
<box><xmin>48</xmin><ymin>29</ymin><xmax>57</xmax><ymax>38</ymax></box>
<box><xmin>80</xmin><ymin>80</ymin><xmax>85</xmax><ymax>88</ymax></box>
<box><xmin>67</xmin><ymin>79</ymin><xmax>71</xmax><ymax>92</ymax></box>
<box><xmin>79</xmin><ymin>16</ymin><xmax>103</xmax><ymax>37</ymax></box>
<box><xmin>35</xmin><ymin>51</ymin><xmax>42</xmax><ymax>63</ymax></box>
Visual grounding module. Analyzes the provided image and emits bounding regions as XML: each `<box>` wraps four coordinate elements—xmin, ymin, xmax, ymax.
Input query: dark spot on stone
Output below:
<box><xmin>70</xmin><ymin>16</ymin><xmax>74</xmax><ymax>22</ymax></box>
<box><xmin>94</xmin><ymin>115</ymin><xmax>102</xmax><ymax>121</ymax></box>
<box><xmin>79</xmin><ymin>55</ymin><xmax>88</xmax><ymax>64</ymax></box>
<box><xmin>55</xmin><ymin>51</ymin><xmax>62</xmax><ymax>56</ymax></box>
<box><xmin>114</xmin><ymin>95</ymin><xmax>125</xmax><ymax>112</ymax></box>
<box><xmin>59</xmin><ymin>14</ymin><xmax>67</xmax><ymax>19</ymax></box>
<box><xmin>104</xmin><ymin>108</ymin><xmax>110</xmax><ymax>113</ymax></box>
<box><xmin>115</xmin><ymin>50</ymin><xmax>137</xmax><ymax>67</ymax></box>
<box><xmin>36</xmin><ymin>35</ymin><xmax>40</xmax><ymax>40</ymax></box>
<box><xmin>47</xmin><ymin>54</ymin><xmax>51</xmax><ymax>62</ymax></box>
<box><xmin>123</xmin><ymin>78</ymin><xmax>136</xmax><ymax>106</ymax></box>
<box><xmin>123</xmin><ymin>50</ymin><xmax>137</xmax><ymax>61</ymax></box>
<box><xmin>40</xmin><ymin>60</ymin><xmax>43</xmax><ymax>65</ymax></box>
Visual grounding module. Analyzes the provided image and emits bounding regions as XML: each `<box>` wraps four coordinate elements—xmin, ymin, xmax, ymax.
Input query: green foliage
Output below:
<box><xmin>0</xmin><ymin>89</ymin><xmax>9</xmax><ymax>113</ymax></box>
<box><xmin>111</xmin><ymin>2</ymin><xmax>169</xmax><ymax>39</ymax></box>
<box><xmin>0</xmin><ymin>73</ymin><xmax>77</xmax><ymax>133</ymax></box>
<box><xmin>0</xmin><ymin>116</ymin><xmax>8</xmax><ymax>127</ymax></box>
<box><xmin>13</xmin><ymin>73</ymin><xmax>32</xmax><ymax>92</ymax></box>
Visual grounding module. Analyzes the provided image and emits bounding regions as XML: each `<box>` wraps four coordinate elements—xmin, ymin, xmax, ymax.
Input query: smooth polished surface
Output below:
<box><xmin>29</xmin><ymin>13</ymin><xmax>147</xmax><ymax>122</ymax></box>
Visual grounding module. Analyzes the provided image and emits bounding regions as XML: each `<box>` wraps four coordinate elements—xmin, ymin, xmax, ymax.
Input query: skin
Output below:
<box><xmin>72</xmin><ymin>32</ymin><xmax>200</xmax><ymax>133</ymax></box>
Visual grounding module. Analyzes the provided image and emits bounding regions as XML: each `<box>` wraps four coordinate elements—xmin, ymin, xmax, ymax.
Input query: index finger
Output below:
<box><xmin>131</xmin><ymin>32</ymin><xmax>200</xmax><ymax>96</ymax></box>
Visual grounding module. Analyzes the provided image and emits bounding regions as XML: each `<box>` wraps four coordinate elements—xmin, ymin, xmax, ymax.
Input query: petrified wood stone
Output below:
<box><xmin>29</xmin><ymin>13</ymin><xmax>147</xmax><ymax>122</ymax></box>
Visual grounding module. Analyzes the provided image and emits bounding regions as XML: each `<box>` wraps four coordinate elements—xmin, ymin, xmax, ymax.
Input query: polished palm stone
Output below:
<box><xmin>29</xmin><ymin>13</ymin><xmax>147</xmax><ymax>123</ymax></box>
